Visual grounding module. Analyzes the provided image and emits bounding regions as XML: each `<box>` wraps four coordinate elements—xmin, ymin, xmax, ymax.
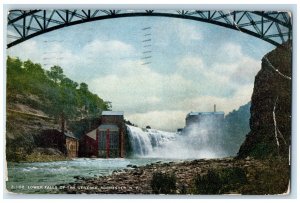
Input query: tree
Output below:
<box><xmin>6</xmin><ymin>57</ymin><xmax>24</xmax><ymax>101</ymax></box>
<box><xmin>79</xmin><ymin>82</ymin><xmax>88</xmax><ymax>92</ymax></box>
<box><xmin>47</xmin><ymin>65</ymin><xmax>65</xmax><ymax>84</ymax></box>
<box><xmin>61</xmin><ymin>77</ymin><xmax>78</xmax><ymax>89</ymax></box>
<box><xmin>45</xmin><ymin>66</ymin><xmax>78</xmax><ymax>134</ymax></box>
<box><xmin>7</xmin><ymin>57</ymin><xmax>112</xmax><ymax>133</ymax></box>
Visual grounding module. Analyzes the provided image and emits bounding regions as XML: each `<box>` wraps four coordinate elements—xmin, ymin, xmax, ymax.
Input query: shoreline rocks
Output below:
<box><xmin>58</xmin><ymin>157</ymin><xmax>290</xmax><ymax>195</ymax></box>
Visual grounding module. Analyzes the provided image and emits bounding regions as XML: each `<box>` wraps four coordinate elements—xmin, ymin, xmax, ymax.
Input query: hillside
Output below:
<box><xmin>6</xmin><ymin>57</ymin><xmax>110</xmax><ymax>162</ymax></box>
<box><xmin>7</xmin><ymin>57</ymin><xmax>111</xmax><ymax>124</ymax></box>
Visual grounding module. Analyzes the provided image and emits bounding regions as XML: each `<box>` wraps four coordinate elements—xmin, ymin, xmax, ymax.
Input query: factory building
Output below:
<box><xmin>80</xmin><ymin>111</ymin><xmax>125</xmax><ymax>158</ymax></box>
<box><xmin>183</xmin><ymin>104</ymin><xmax>224</xmax><ymax>135</ymax></box>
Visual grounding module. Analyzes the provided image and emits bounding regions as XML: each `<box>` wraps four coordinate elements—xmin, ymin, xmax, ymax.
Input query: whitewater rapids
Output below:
<box><xmin>126</xmin><ymin>125</ymin><xmax>226</xmax><ymax>159</ymax></box>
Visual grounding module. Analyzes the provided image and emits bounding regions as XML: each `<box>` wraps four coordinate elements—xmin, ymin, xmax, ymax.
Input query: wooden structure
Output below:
<box><xmin>65</xmin><ymin>131</ymin><xmax>79</xmax><ymax>158</ymax></box>
<box><xmin>37</xmin><ymin>129</ymin><xmax>79</xmax><ymax>158</ymax></box>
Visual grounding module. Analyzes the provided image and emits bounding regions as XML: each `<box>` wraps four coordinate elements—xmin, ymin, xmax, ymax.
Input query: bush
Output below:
<box><xmin>193</xmin><ymin>170</ymin><xmax>221</xmax><ymax>194</ymax></box>
<box><xmin>6</xmin><ymin>135</ymin><xmax>36</xmax><ymax>162</ymax></box>
<box><xmin>193</xmin><ymin>167</ymin><xmax>248</xmax><ymax>194</ymax></box>
<box><xmin>151</xmin><ymin>172</ymin><xmax>176</xmax><ymax>194</ymax></box>
<box><xmin>220</xmin><ymin>167</ymin><xmax>247</xmax><ymax>185</ymax></box>
<box><xmin>241</xmin><ymin>159</ymin><xmax>290</xmax><ymax>194</ymax></box>
<box><xmin>25</xmin><ymin>151</ymin><xmax>69</xmax><ymax>162</ymax></box>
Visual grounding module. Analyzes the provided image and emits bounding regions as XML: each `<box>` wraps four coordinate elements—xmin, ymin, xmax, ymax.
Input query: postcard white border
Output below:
<box><xmin>1</xmin><ymin>0</ymin><xmax>299</xmax><ymax>202</ymax></box>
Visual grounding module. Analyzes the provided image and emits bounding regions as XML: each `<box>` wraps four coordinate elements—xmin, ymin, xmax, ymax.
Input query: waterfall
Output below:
<box><xmin>126</xmin><ymin>124</ymin><xmax>227</xmax><ymax>159</ymax></box>
<box><xmin>126</xmin><ymin>125</ymin><xmax>176</xmax><ymax>157</ymax></box>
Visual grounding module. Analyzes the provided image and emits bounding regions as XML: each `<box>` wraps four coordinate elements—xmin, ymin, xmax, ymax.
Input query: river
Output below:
<box><xmin>6</xmin><ymin>158</ymin><xmax>173</xmax><ymax>194</ymax></box>
<box><xmin>6</xmin><ymin>125</ymin><xmax>226</xmax><ymax>194</ymax></box>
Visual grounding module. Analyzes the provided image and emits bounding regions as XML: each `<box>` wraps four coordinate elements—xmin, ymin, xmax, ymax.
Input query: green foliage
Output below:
<box><xmin>6</xmin><ymin>139</ymin><xmax>33</xmax><ymax>162</ymax></box>
<box><xmin>46</xmin><ymin>65</ymin><xmax>64</xmax><ymax>84</ymax></box>
<box><xmin>193</xmin><ymin>167</ymin><xmax>247</xmax><ymax>194</ymax></box>
<box><xmin>241</xmin><ymin>158</ymin><xmax>290</xmax><ymax>194</ymax></box>
<box><xmin>6</xmin><ymin>135</ymin><xmax>36</xmax><ymax>162</ymax></box>
<box><xmin>6</xmin><ymin>56</ymin><xmax>111</xmax><ymax>129</ymax></box>
<box><xmin>193</xmin><ymin>170</ymin><xmax>222</xmax><ymax>194</ymax></box>
<box><xmin>220</xmin><ymin>167</ymin><xmax>247</xmax><ymax>185</ymax></box>
<box><xmin>151</xmin><ymin>172</ymin><xmax>177</xmax><ymax>194</ymax></box>
<box><xmin>239</xmin><ymin>157</ymin><xmax>291</xmax><ymax>195</ymax></box>
<box><xmin>25</xmin><ymin>152</ymin><xmax>70</xmax><ymax>163</ymax></box>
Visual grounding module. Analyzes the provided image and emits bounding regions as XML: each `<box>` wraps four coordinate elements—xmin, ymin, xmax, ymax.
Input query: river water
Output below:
<box><xmin>6</xmin><ymin>158</ymin><xmax>171</xmax><ymax>194</ymax></box>
<box><xmin>6</xmin><ymin>125</ymin><xmax>226</xmax><ymax>194</ymax></box>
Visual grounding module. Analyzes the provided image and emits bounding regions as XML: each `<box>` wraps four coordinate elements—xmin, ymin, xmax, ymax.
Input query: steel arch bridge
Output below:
<box><xmin>7</xmin><ymin>9</ymin><xmax>292</xmax><ymax>48</ymax></box>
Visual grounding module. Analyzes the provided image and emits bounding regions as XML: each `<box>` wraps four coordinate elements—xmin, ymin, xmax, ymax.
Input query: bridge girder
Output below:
<box><xmin>7</xmin><ymin>10</ymin><xmax>292</xmax><ymax>48</ymax></box>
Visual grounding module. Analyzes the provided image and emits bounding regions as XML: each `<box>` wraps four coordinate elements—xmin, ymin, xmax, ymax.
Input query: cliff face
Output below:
<box><xmin>222</xmin><ymin>102</ymin><xmax>251</xmax><ymax>156</ymax></box>
<box><xmin>6</xmin><ymin>110</ymin><xmax>60</xmax><ymax>162</ymax></box>
<box><xmin>238</xmin><ymin>42</ymin><xmax>292</xmax><ymax>158</ymax></box>
<box><xmin>6</xmin><ymin>107</ymin><xmax>100</xmax><ymax>162</ymax></box>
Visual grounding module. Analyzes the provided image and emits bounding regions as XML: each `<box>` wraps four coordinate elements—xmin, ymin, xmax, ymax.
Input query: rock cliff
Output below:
<box><xmin>238</xmin><ymin>41</ymin><xmax>292</xmax><ymax>158</ymax></box>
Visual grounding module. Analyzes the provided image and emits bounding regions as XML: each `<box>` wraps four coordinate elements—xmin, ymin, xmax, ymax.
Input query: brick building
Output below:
<box><xmin>79</xmin><ymin>129</ymin><xmax>98</xmax><ymax>157</ymax></box>
<box><xmin>79</xmin><ymin>111</ymin><xmax>125</xmax><ymax>158</ymax></box>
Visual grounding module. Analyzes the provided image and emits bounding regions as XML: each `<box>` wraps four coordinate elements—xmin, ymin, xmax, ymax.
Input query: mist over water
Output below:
<box><xmin>7</xmin><ymin>120</ymin><xmax>228</xmax><ymax>193</ymax></box>
<box><xmin>127</xmin><ymin>122</ymin><xmax>227</xmax><ymax>159</ymax></box>
<box><xmin>127</xmin><ymin>125</ymin><xmax>176</xmax><ymax>156</ymax></box>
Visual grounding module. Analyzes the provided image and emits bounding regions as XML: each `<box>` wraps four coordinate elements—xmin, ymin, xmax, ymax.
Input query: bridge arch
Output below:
<box><xmin>7</xmin><ymin>10</ymin><xmax>292</xmax><ymax>48</ymax></box>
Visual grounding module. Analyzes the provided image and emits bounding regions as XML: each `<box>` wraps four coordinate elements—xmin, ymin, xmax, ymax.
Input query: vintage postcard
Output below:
<box><xmin>5</xmin><ymin>8</ymin><xmax>292</xmax><ymax>195</ymax></box>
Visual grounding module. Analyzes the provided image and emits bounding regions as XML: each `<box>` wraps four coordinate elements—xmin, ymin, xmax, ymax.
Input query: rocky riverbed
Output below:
<box><xmin>57</xmin><ymin>157</ymin><xmax>290</xmax><ymax>195</ymax></box>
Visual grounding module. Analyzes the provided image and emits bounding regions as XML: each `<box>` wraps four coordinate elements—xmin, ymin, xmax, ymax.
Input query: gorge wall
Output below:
<box><xmin>238</xmin><ymin>41</ymin><xmax>292</xmax><ymax>158</ymax></box>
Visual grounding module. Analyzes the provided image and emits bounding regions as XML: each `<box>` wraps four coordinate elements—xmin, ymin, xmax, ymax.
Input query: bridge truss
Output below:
<box><xmin>7</xmin><ymin>10</ymin><xmax>292</xmax><ymax>48</ymax></box>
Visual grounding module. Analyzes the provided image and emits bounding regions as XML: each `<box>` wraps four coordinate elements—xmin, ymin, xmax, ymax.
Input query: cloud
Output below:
<box><xmin>89</xmin><ymin>42</ymin><xmax>258</xmax><ymax>131</ymax></box>
<box><xmin>151</xmin><ymin>19</ymin><xmax>202</xmax><ymax>47</ymax></box>
<box><xmin>177</xmin><ymin>56</ymin><xmax>204</xmax><ymax>73</ymax></box>
<box><xmin>217</xmin><ymin>43</ymin><xmax>244</xmax><ymax>63</ymax></box>
<box><xmin>7</xmin><ymin>35</ymin><xmax>261</xmax><ymax>132</ymax></box>
<box><xmin>7</xmin><ymin>40</ymin><xmax>41</xmax><ymax>62</ymax></box>
<box><xmin>126</xmin><ymin>110</ymin><xmax>188</xmax><ymax>132</ymax></box>
<box><xmin>119</xmin><ymin>43</ymin><xmax>259</xmax><ymax>130</ymax></box>
<box><xmin>125</xmin><ymin>84</ymin><xmax>254</xmax><ymax>132</ymax></box>
<box><xmin>7</xmin><ymin>40</ymin><xmax>78</xmax><ymax>72</ymax></box>
<box><xmin>174</xmin><ymin>84</ymin><xmax>254</xmax><ymax>114</ymax></box>
<box><xmin>210</xmin><ymin>42</ymin><xmax>261</xmax><ymax>85</ymax></box>
<box><xmin>176</xmin><ymin>22</ymin><xmax>203</xmax><ymax>43</ymax></box>
<box><xmin>176</xmin><ymin>55</ymin><xmax>230</xmax><ymax>86</ymax></box>
<box><xmin>125</xmin><ymin>84</ymin><xmax>254</xmax><ymax>131</ymax></box>
<box><xmin>7</xmin><ymin>38</ymin><xmax>137</xmax><ymax>82</ymax></box>
<box><xmin>89</xmin><ymin>59</ymin><xmax>194</xmax><ymax>114</ymax></box>
<box><xmin>176</xmin><ymin>42</ymin><xmax>261</xmax><ymax>88</ymax></box>
<box><xmin>82</xmin><ymin>39</ymin><xmax>135</xmax><ymax>58</ymax></box>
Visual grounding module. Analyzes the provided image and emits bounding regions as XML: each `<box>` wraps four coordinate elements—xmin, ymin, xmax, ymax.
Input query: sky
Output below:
<box><xmin>6</xmin><ymin>13</ymin><xmax>275</xmax><ymax>131</ymax></box>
